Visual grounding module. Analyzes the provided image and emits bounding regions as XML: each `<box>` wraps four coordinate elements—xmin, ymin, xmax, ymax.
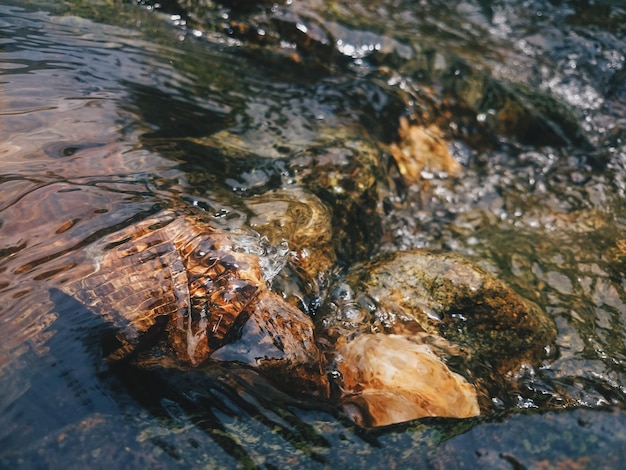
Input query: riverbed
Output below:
<box><xmin>1</xmin><ymin>0</ymin><xmax>625</xmax><ymax>467</ymax></box>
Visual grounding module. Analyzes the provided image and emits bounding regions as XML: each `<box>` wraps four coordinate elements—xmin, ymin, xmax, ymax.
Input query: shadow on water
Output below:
<box><xmin>121</xmin><ymin>82</ymin><xmax>230</xmax><ymax>140</ymax></box>
<box><xmin>114</xmin><ymin>366</ymin><xmax>334</xmax><ymax>468</ymax></box>
<box><xmin>0</xmin><ymin>289</ymin><xmax>336</xmax><ymax>467</ymax></box>
<box><xmin>0</xmin><ymin>290</ymin><xmax>120</xmax><ymax>450</ymax></box>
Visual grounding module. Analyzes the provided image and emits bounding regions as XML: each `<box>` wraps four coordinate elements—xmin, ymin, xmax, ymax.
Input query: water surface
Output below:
<box><xmin>1</xmin><ymin>0</ymin><xmax>626</xmax><ymax>467</ymax></box>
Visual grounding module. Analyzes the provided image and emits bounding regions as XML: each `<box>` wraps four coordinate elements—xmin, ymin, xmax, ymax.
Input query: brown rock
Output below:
<box><xmin>322</xmin><ymin>250</ymin><xmax>556</xmax><ymax>375</ymax></box>
<box><xmin>212</xmin><ymin>290</ymin><xmax>330</xmax><ymax>398</ymax></box>
<box><xmin>337</xmin><ymin>334</ymin><xmax>479</xmax><ymax>427</ymax></box>
<box><xmin>62</xmin><ymin>211</ymin><xmax>328</xmax><ymax>397</ymax></box>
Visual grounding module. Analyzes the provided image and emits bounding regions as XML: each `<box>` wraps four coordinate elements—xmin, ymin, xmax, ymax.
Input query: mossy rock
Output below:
<box><xmin>320</xmin><ymin>250</ymin><xmax>556</xmax><ymax>374</ymax></box>
<box><xmin>290</xmin><ymin>131</ymin><xmax>385</xmax><ymax>264</ymax></box>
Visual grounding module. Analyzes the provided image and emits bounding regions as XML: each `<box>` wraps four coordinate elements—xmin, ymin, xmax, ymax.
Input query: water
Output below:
<box><xmin>1</xmin><ymin>0</ymin><xmax>626</xmax><ymax>467</ymax></box>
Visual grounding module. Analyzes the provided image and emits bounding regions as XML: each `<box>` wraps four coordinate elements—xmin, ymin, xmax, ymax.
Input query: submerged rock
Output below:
<box><xmin>318</xmin><ymin>249</ymin><xmax>557</xmax><ymax>425</ymax></box>
<box><xmin>212</xmin><ymin>291</ymin><xmax>328</xmax><ymax>396</ymax></box>
<box><xmin>386</xmin><ymin>117</ymin><xmax>462</xmax><ymax>183</ymax></box>
<box><xmin>59</xmin><ymin>210</ymin><xmax>330</xmax><ymax>398</ymax></box>
<box><xmin>321</xmin><ymin>250</ymin><xmax>556</xmax><ymax>374</ymax></box>
<box><xmin>290</xmin><ymin>130</ymin><xmax>385</xmax><ymax>264</ymax></box>
<box><xmin>245</xmin><ymin>188</ymin><xmax>336</xmax><ymax>312</ymax></box>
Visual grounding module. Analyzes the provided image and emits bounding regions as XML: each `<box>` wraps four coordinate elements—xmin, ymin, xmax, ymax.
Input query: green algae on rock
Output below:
<box><xmin>320</xmin><ymin>249</ymin><xmax>557</xmax><ymax>381</ymax></box>
<box><xmin>289</xmin><ymin>130</ymin><xmax>386</xmax><ymax>264</ymax></box>
<box><xmin>316</xmin><ymin>250</ymin><xmax>557</xmax><ymax>426</ymax></box>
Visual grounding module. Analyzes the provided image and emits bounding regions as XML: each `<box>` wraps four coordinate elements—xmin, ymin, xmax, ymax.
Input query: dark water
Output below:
<box><xmin>1</xmin><ymin>0</ymin><xmax>626</xmax><ymax>467</ymax></box>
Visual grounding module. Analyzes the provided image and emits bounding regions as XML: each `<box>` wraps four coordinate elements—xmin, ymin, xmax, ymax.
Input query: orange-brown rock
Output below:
<box><xmin>387</xmin><ymin>117</ymin><xmax>462</xmax><ymax>182</ymax></box>
<box><xmin>337</xmin><ymin>334</ymin><xmax>479</xmax><ymax>427</ymax></box>
<box><xmin>60</xmin><ymin>211</ymin><xmax>329</xmax><ymax>396</ymax></box>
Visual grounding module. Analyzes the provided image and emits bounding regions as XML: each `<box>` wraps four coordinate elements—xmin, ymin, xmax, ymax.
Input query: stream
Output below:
<box><xmin>1</xmin><ymin>0</ymin><xmax>625</xmax><ymax>467</ymax></box>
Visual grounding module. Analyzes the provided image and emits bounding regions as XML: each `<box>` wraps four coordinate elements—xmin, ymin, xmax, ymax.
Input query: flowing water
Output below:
<box><xmin>1</xmin><ymin>0</ymin><xmax>626</xmax><ymax>467</ymax></box>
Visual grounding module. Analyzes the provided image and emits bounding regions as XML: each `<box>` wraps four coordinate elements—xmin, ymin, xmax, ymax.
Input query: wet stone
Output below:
<box><xmin>337</xmin><ymin>333</ymin><xmax>480</xmax><ymax>427</ymax></box>
<box><xmin>245</xmin><ymin>187</ymin><xmax>337</xmax><ymax>313</ymax></box>
<box><xmin>318</xmin><ymin>249</ymin><xmax>557</xmax><ymax>417</ymax></box>
<box><xmin>58</xmin><ymin>210</ymin><xmax>329</xmax><ymax>397</ymax></box>
<box><xmin>289</xmin><ymin>131</ymin><xmax>386</xmax><ymax>264</ymax></box>
<box><xmin>212</xmin><ymin>290</ymin><xmax>330</xmax><ymax>398</ymax></box>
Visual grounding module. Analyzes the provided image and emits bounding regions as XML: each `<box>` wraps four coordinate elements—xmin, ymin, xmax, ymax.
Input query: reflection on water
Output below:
<box><xmin>1</xmin><ymin>0</ymin><xmax>626</xmax><ymax>467</ymax></box>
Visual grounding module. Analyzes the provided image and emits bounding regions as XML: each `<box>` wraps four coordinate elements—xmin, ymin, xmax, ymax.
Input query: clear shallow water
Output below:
<box><xmin>1</xmin><ymin>0</ymin><xmax>626</xmax><ymax>467</ymax></box>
